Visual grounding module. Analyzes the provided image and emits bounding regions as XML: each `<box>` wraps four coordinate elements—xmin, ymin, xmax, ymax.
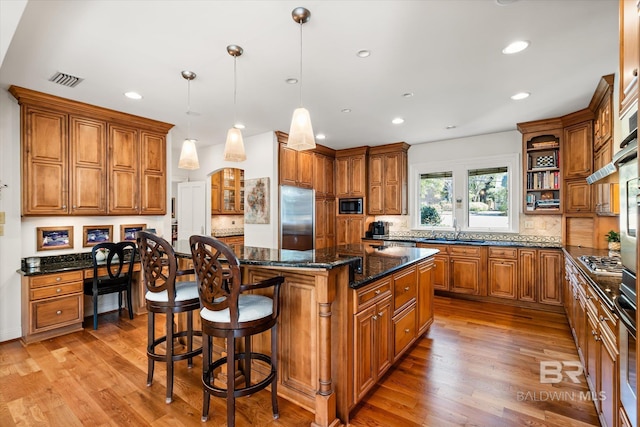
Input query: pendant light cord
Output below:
<box><xmin>233</xmin><ymin>55</ymin><xmax>238</xmax><ymax>125</ymax></box>
<box><xmin>186</xmin><ymin>78</ymin><xmax>192</xmax><ymax>139</ymax></box>
<box><xmin>299</xmin><ymin>21</ymin><xmax>303</xmax><ymax>107</ymax></box>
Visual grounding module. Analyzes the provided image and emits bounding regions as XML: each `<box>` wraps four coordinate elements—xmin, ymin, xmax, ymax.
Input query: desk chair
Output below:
<box><xmin>189</xmin><ymin>235</ymin><xmax>284</xmax><ymax>426</ymax></box>
<box><xmin>83</xmin><ymin>241</ymin><xmax>135</xmax><ymax>330</ymax></box>
<box><xmin>137</xmin><ymin>231</ymin><xmax>202</xmax><ymax>403</ymax></box>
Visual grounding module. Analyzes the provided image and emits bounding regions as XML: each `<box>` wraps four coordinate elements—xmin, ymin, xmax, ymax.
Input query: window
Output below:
<box><xmin>467</xmin><ymin>167</ymin><xmax>508</xmax><ymax>228</ymax></box>
<box><xmin>413</xmin><ymin>154</ymin><xmax>519</xmax><ymax>233</ymax></box>
<box><xmin>419</xmin><ymin>172</ymin><xmax>453</xmax><ymax>228</ymax></box>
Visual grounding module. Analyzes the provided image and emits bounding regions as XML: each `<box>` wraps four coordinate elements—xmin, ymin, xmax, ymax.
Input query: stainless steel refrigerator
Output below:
<box><xmin>280</xmin><ymin>185</ymin><xmax>314</xmax><ymax>250</ymax></box>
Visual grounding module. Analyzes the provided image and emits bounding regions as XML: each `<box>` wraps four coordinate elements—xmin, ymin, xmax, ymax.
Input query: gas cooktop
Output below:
<box><xmin>578</xmin><ymin>255</ymin><xmax>624</xmax><ymax>276</ymax></box>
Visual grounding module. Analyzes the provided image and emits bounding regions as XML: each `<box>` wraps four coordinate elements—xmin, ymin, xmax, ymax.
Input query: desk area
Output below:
<box><xmin>19</xmin><ymin>243</ymin><xmax>437</xmax><ymax>427</ymax></box>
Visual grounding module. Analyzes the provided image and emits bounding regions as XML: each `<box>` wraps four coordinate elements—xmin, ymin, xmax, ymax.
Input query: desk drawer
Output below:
<box><xmin>31</xmin><ymin>281</ymin><xmax>82</xmax><ymax>301</ymax></box>
<box><xmin>32</xmin><ymin>295</ymin><xmax>82</xmax><ymax>332</ymax></box>
<box><xmin>30</xmin><ymin>271</ymin><xmax>84</xmax><ymax>288</ymax></box>
<box><xmin>355</xmin><ymin>277</ymin><xmax>391</xmax><ymax>311</ymax></box>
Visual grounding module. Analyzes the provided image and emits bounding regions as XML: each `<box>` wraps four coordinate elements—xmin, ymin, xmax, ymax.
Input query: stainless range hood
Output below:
<box><xmin>586</xmin><ymin>129</ymin><xmax>638</xmax><ymax>184</ymax></box>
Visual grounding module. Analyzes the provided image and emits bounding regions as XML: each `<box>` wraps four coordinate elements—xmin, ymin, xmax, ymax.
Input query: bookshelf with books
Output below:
<box><xmin>519</xmin><ymin>125</ymin><xmax>563</xmax><ymax>214</ymax></box>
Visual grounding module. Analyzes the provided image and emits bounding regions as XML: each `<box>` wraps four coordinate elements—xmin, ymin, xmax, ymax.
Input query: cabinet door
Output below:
<box><xmin>619</xmin><ymin>0</ymin><xmax>639</xmax><ymax>115</ymax></box>
<box><xmin>347</xmin><ymin>217</ymin><xmax>365</xmax><ymax>244</ymax></box>
<box><xmin>211</xmin><ymin>171</ymin><xmax>221</xmax><ymax>213</ymax></box>
<box><xmin>315</xmin><ymin>198</ymin><xmax>326</xmax><ymax>249</ymax></box>
<box><xmin>297</xmin><ymin>150</ymin><xmax>314</xmax><ymax>189</ymax></box>
<box><xmin>335</xmin><ymin>157</ymin><xmax>350</xmax><ymax>197</ymax></box>
<box><xmin>563</xmin><ymin>121</ymin><xmax>593</xmax><ymax>179</ymax></box>
<box><xmin>488</xmin><ymin>259</ymin><xmax>517</xmax><ymax>299</ymax></box>
<box><xmin>313</xmin><ymin>154</ymin><xmax>327</xmax><ymax>196</ymax></box>
<box><xmin>324</xmin><ymin>198</ymin><xmax>336</xmax><ymax>247</ymax></box>
<box><xmin>594</xmin><ymin>92</ymin><xmax>612</xmax><ymax>152</ymax></box>
<box><xmin>600</xmin><ymin>331</ymin><xmax>617</xmax><ymax>427</ymax></box>
<box><xmin>564</xmin><ymin>179</ymin><xmax>592</xmax><ymax>213</ymax></box>
<box><xmin>375</xmin><ymin>296</ymin><xmax>393</xmax><ymax>378</ymax></box>
<box><xmin>518</xmin><ymin>249</ymin><xmax>537</xmax><ymax>302</ymax></box>
<box><xmin>585</xmin><ymin>314</ymin><xmax>600</xmax><ymax>408</ymax></box>
<box><xmin>23</xmin><ymin>107</ymin><xmax>68</xmax><ymax>215</ymax></box>
<box><xmin>417</xmin><ymin>259</ymin><xmax>434</xmax><ymax>334</ymax></box>
<box><xmin>593</xmin><ymin>141</ymin><xmax>613</xmax><ymax>171</ymax></box>
<box><xmin>324</xmin><ymin>155</ymin><xmax>335</xmax><ymax>196</ymax></box>
<box><xmin>279</xmin><ymin>144</ymin><xmax>298</xmax><ymax>186</ymax></box>
<box><xmin>350</xmin><ymin>155</ymin><xmax>366</xmax><ymax>197</ymax></box>
<box><xmin>69</xmin><ymin>116</ymin><xmax>107</xmax><ymax>215</ymax></box>
<box><xmin>336</xmin><ymin>217</ymin><xmax>349</xmax><ymax>246</ymax></box>
<box><xmin>368</xmin><ymin>154</ymin><xmax>383</xmax><ymax>214</ymax></box>
<box><xmin>450</xmin><ymin>256</ymin><xmax>482</xmax><ymax>295</ymax></box>
<box><xmin>140</xmin><ymin>131</ymin><xmax>166</xmax><ymax>215</ymax></box>
<box><xmin>432</xmin><ymin>254</ymin><xmax>450</xmax><ymax>291</ymax></box>
<box><xmin>354</xmin><ymin>304</ymin><xmax>376</xmax><ymax>401</ymax></box>
<box><xmin>222</xmin><ymin>168</ymin><xmax>237</xmax><ymax>213</ymax></box>
<box><xmin>538</xmin><ymin>249</ymin><xmax>563</xmax><ymax>305</ymax></box>
<box><xmin>383</xmin><ymin>152</ymin><xmax>404</xmax><ymax>215</ymax></box>
<box><xmin>108</xmin><ymin>124</ymin><xmax>139</xmax><ymax>214</ymax></box>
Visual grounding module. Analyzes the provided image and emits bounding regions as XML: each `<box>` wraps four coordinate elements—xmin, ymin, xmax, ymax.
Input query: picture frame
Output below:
<box><xmin>37</xmin><ymin>226</ymin><xmax>74</xmax><ymax>251</ymax></box>
<box><xmin>120</xmin><ymin>223</ymin><xmax>146</xmax><ymax>242</ymax></box>
<box><xmin>83</xmin><ymin>225</ymin><xmax>113</xmax><ymax>247</ymax></box>
<box><xmin>245</xmin><ymin>177</ymin><xmax>270</xmax><ymax>224</ymax></box>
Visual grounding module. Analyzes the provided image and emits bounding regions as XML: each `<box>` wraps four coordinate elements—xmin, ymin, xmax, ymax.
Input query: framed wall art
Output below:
<box><xmin>83</xmin><ymin>225</ymin><xmax>113</xmax><ymax>247</ymax></box>
<box><xmin>120</xmin><ymin>224</ymin><xmax>146</xmax><ymax>242</ymax></box>
<box><xmin>245</xmin><ymin>177</ymin><xmax>270</xmax><ymax>224</ymax></box>
<box><xmin>36</xmin><ymin>226</ymin><xmax>74</xmax><ymax>251</ymax></box>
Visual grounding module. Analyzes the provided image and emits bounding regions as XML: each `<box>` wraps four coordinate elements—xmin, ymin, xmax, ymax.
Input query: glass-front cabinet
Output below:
<box><xmin>211</xmin><ymin>168</ymin><xmax>244</xmax><ymax>214</ymax></box>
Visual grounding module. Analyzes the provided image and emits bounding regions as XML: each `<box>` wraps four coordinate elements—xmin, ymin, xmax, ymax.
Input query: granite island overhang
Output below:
<box><xmin>174</xmin><ymin>241</ymin><xmax>438</xmax><ymax>426</ymax></box>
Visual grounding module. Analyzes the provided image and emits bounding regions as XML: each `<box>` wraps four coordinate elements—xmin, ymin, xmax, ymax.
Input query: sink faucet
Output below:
<box><xmin>453</xmin><ymin>218</ymin><xmax>461</xmax><ymax>240</ymax></box>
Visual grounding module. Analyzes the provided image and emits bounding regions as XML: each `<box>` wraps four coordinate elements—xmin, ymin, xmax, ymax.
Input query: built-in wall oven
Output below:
<box><xmin>616</xmin><ymin>271</ymin><xmax>637</xmax><ymax>426</ymax></box>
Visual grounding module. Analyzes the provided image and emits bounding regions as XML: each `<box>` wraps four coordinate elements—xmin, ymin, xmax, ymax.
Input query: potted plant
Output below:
<box><xmin>606</xmin><ymin>230</ymin><xmax>620</xmax><ymax>251</ymax></box>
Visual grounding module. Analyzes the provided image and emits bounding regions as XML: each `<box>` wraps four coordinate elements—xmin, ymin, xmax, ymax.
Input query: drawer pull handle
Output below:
<box><xmin>56</xmin><ymin>288</ymin><xmax>62</xmax><ymax>293</ymax></box>
<box><xmin>375</xmin><ymin>290</ymin><xmax>381</xmax><ymax>295</ymax></box>
<box><xmin>404</xmin><ymin>286</ymin><xmax>410</xmax><ymax>292</ymax></box>
<box><xmin>56</xmin><ymin>310</ymin><xmax>62</xmax><ymax>315</ymax></box>
<box><xmin>56</xmin><ymin>277</ymin><xmax>61</xmax><ymax>282</ymax></box>
<box><xmin>404</xmin><ymin>328</ymin><xmax>410</xmax><ymax>334</ymax></box>
<box><xmin>373</xmin><ymin>315</ymin><xmax>378</xmax><ymax>320</ymax></box>
<box><xmin>599</xmin><ymin>315</ymin><xmax>608</xmax><ymax>322</ymax></box>
<box><xmin>378</xmin><ymin>312</ymin><xmax>383</xmax><ymax>317</ymax></box>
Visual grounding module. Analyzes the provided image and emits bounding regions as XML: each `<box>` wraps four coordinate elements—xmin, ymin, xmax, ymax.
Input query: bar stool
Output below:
<box><xmin>189</xmin><ymin>235</ymin><xmax>284</xmax><ymax>426</ymax></box>
<box><xmin>137</xmin><ymin>231</ymin><xmax>202</xmax><ymax>403</ymax></box>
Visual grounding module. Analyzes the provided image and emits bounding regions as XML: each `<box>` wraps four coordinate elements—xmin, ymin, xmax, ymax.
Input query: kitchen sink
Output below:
<box><xmin>424</xmin><ymin>237</ymin><xmax>485</xmax><ymax>243</ymax></box>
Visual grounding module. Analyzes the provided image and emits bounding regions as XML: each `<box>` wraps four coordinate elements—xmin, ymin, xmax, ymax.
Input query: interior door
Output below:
<box><xmin>177</xmin><ymin>181</ymin><xmax>207</xmax><ymax>241</ymax></box>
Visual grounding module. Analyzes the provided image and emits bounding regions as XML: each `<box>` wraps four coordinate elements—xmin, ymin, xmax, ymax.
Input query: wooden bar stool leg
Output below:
<box><xmin>166</xmin><ymin>312</ymin><xmax>174</xmax><ymax>404</ymax></box>
<box><xmin>147</xmin><ymin>312</ymin><xmax>155</xmax><ymax>386</ymax></box>
<box><xmin>187</xmin><ymin>311</ymin><xmax>194</xmax><ymax>368</ymax></box>
<box><xmin>202</xmin><ymin>334</ymin><xmax>211</xmax><ymax>422</ymax></box>
<box><xmin>271</xmin><ymin>324</ymin><xmax>279</xmax><ymax>418</ymax></box>
<box><xmin>244</xmin><ymin>335</ymin><xmax>251</xmax><ymax>387</ymax></box>
<box><xmin>227</xmin><ymin>332</ymin><xmax>236</xmax><ymax>427</ymax></box>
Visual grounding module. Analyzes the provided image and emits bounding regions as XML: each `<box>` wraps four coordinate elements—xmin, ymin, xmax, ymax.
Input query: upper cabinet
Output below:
<box><xmin>277</xmin><ymin>131</ymin><xmax>313</xmax><ymax>189</ymax></box>
<box><xmin>367</xmin><ymin>143</ymin><xmax>409</xmax><ymax>215</ymax></box>
<box><xmin>619</xmin><ymin>0</ymin><xmax>639</xmax><ymax>116</ymax></box>
<box><xmin>10</xmin><ymin>86</ymin><xmax>173</xmax><ymax>216</ymax></box>
<box><xmin>336</xmin><ymin>147</ymin><xmax>368</xmax><ymax>198</ymax></box>
<box><xmin>211</xmin><ymin>168</ymin><xmax>244</xmax><ymax>214</ymax></box>
<box><xmin>562</xmin><ymin>114</ymin><xmax>593</xmax><ymax>180</ymax></box>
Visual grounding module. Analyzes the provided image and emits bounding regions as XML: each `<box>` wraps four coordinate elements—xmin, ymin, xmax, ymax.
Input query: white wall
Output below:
<box><xmin>171</xmin><ymin>131</ymin><xmax>279</xmax><ymax>249</ymax></box>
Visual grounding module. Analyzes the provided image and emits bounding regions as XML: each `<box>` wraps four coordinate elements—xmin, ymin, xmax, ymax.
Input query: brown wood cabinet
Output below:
<box><xmin>21</xmin><ymin>270</ymin><xmax>84</xmax><ymax>343</ymax></box>
<box><xmin>563</xmin><ymin>120</ymin><xmax>593</xmax><ymax>180</ymax></box>
<box><xmin>278</xmin><ymin>140</ymin><xmax>313</xmax><ymax>189</ymax></box>
<box><xmin>336</xmin><ymin>147</ymin><xmax>368</xmax><ymax>198</ymax></box>
<box><xmin>313</xmin><ymin>152</ymin><xmax>335</xmax><ymax>197</ymax></box>
<box><xmin>619</xmin><ymin>0</ymin><xmax>639</xmax><ymax>116</ymax></box>
<box><xmin>10</xmin><ymin>86</ymin><xmax>172</xmax><ymax>216</ymax></box>
<box><xmin>416</xmin><ymin>258</ymin><xmax>435</xmax><ymax>335</ymax></box>
<box><xmin>211</xmin><ymin>168</ymin><xmax>244</xmax><ymax>214</ymax></box>
<box><xmin>316</xmin><ymin>198</ymin><xmax>336</xmax><ymax>249</ymax></box>
<box><xmin>367</xmin><ymin>143</ymin><xmax>409</xmax><ymax>215</ymax></box>
<box><xmin>518</xmin><ymin>248</ymin><xmax>537</xmax><ymax>302</ymax></box>
<box><xmin>449</xmin><ymin>245</ymin><xmax>485</xmax><ymax>296</ymax></box>
<box><xmin>564</xmin><ymin>180</ymin><xmax>593</xmax><ymax>213</ymax></box>
<box><xmin>336</xmin><ymin>216</ymin><xmax>367</xmax><ymax>245</ymax></box>
<box><xmin>538</xmin><ymin>249</ymin><xmax>563</xmax><ymax>306</ymax></box>
<box><xmin>487</xmin><ymin>247</ymin><xmax>517</xmax><ymax>299</ymax></box>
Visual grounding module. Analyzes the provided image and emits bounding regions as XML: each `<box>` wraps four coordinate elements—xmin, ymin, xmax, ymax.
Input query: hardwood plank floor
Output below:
<box><xmin>0</xmin><ymin>296</ymin><xmax>599</xmax><ymax>426</ymax></box>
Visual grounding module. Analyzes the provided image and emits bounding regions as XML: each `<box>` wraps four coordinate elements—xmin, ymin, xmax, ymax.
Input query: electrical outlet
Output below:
<box><xmin>524</xmin><ymin>220</ymin><xmax>534</xmax><ymax>229</ymax></box>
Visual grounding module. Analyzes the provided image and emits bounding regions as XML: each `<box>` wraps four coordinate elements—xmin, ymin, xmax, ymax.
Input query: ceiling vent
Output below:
<box><xmin>48</xmin><ymin>71</ymin><xmax>83</xmax><ymax>88</ymax></box>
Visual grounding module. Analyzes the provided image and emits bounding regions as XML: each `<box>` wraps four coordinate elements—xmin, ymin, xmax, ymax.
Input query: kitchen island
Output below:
<box><xmin>173</xmin><ymin>241</ymin><xmax>438</xmax><ymax>427</ymax></box>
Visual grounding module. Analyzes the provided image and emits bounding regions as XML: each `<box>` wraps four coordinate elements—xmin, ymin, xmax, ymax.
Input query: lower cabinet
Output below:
<box><xmin>488</xmin><ymin>247</ymin><xmax>518</xmax><ymax>299</ymax></box>
<box><xmin>417</xmin><ymin>258</ymin><xmax>435</xmax><ymax>335</ymax></box>
<box><xmin>21</xmin><ymin>270</ymin><xmax>84</xmax><ymax>343</ymax></box>
<box><xmin>449</xmin><ymin>245</ymin><xmax>484</xmax><ymax>295</ymax></box>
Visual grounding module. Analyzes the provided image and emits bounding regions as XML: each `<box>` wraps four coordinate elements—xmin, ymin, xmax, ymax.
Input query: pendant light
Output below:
<box><xmin>287</xmin><ymin>7</ymin><xmax>316</xmax><ymax>151</ymax></box>
<box><xmin>178</xmin><ymin>70</ymin><xmax>200</xmax><ymax>170</ymax></box>
<box><xmin>223</xmin><ymin>45</ymin><xmax>247</xmax><ymax>162</ymax></box>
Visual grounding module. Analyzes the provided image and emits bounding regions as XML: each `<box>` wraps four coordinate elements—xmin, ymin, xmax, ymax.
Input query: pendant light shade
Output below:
<box><xmin>223</xmin><ymin>44</ymin><xmax>246</xmax><ymax>162</ymax></box>
<box><xmin>223</xmin><ymin>128</ymin><xmax>246</xmax><ymax>161</ymax></box>
<box><xmin>287</xmin><ymin>7</ymin><xmax>316</xmax><ymax>151</ymax></box>
<box><xmin>178</xmin><ymin>139</ymin><xmax>200</xmax><ymax>170</ymax></box>
<box><xmin>178</xmin><ymin>70</ymin><xmax>200</xmax><ymax>170</ymax></box>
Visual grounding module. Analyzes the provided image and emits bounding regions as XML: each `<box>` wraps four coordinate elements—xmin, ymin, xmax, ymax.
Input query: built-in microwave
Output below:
<box><xmin>338</xmin><ymin>198</ymin><xmax>363</xmax><ymax>214</ymax></box>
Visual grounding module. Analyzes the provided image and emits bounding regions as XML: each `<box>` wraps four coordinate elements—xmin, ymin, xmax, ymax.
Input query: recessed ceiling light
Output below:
<box><xmin>286</xmin><ymin>78</ymin><xmax>298</xmax><ymax>84</ymax></box>
<box><xmin>392</xmin><ymin>117</ymin><xmax>404</xmax><ymax>125</ymax></box>
<box><xmin>124</xmin><ymin>91</ymin><xmax>143</xmax><ymax>100</ymax></box>
<box><xmin>402</xmin><ymin>92</ymin><xmax>414</xmax><ymax>98</ymax></box>
<box><xmin>234</xmin><ymin>123</ymin><xmax>245</xmax><ymax>130</ymax></box>
<box><xmin>502</xmin><ymin>40</ymin><xmax>530</xmax><ymax>54</ymax></box>
<box><xmin>341</xmin><ymin>108</ymin><xmax>352</xmax><ymax>113</ymax></box>
<box><xmin>356</xmin><ymin>50</ymin><xmax>371</xmax><ymax>58</ymax></box>
<box><xmin>316</xmin><ymin>133</ymin><xmax>326</xmax><ymax>140</ymax></box>
<box><xmin>510</xmin><ymin>92</ymin><xmax>530</xmax><ymax>100</ymax></box>
<box><xmin>446</xmin><ymin>125</ymin><xmax>456</xmax><ymax>129</ymax></box>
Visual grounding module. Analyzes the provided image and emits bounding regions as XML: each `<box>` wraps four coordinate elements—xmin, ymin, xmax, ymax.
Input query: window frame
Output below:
<box><xmin>411</xmin><ymin>153</ymin><xmax>520</xmax><ymax>233</ymax></box>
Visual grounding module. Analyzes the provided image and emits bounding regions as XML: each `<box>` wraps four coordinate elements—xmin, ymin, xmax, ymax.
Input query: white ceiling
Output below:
<box><xmin>0</xmin><ymin>0</ymin><xmax>619</xmax><ymax>151</ymax></box>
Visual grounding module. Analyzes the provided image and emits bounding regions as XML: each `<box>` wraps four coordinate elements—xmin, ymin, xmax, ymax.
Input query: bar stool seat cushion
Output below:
<box><xmin>200</xmin><ymin>294</ymin><xmax>273</xmax><ymax>323</ymax></box>
<box><xmin>145</xmin><ymin>281</ymin><xmax>198</xmax><ymax>302</ymax></box>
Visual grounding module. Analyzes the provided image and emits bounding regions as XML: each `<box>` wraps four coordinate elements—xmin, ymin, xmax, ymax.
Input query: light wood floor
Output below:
<box><xmin>0</xmin><ymin>297</ymin><xmax>599</xmax><ymax>427</ymax></box>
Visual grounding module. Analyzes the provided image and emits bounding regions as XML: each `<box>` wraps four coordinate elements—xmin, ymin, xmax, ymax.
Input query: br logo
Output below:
<box><xmin>540</xmin><ymin>361</ymin><xmax>583</xmax><ymax>383</ymax></box>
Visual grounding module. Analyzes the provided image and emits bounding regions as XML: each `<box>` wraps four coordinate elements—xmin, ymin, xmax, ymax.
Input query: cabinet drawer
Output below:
<box><xmin>488</xmin><ymin>247</ymin><xmax>517</xmax><ymax>259</ymax></box>
<box><xmin>30</xmin><ymin>271</ymin><xmax>84</xmax><ymax>288</ymax></box>
<box><xmin>32</xmin><ymin>295</ymin><xmax>82</xmax><ymax>332</ymax></box>
<box><xmin>393</xmin><ymin>267</ymin><xmax>417</xmax><ymax>311</ymax></box>
<box><xmin>449</xmin><ymin>245</ymin><xmax>481</xmax><ymax>257</ymax></box>
<box><xmin>418</xmin><ymin>243</ymin><xmax>448</xmax><ymax>255</ymax></box>
<box><xmin>355</xmin><ymin>277</ymin><xmax>392</xmax><ymax>311</ymax></box>
<box><xmin>393</xmin><ymin>304</ymin><xmax>416</xmax><ymax>357</ymax></box>
<box><xmin>31</xmin><ymin>281</ymin><xmax>82</xmax><ymax>301</ymax></box>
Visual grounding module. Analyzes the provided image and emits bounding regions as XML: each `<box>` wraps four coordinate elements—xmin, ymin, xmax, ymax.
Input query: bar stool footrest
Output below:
<box><xmin>203</xmin><ymin>352</ymin><xmax>276</xmax><ymax>399</ymax></box>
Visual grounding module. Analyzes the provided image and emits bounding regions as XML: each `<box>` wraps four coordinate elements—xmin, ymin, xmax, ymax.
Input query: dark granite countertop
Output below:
<box><xmin>364</xmin><ymin>236</ymin><xmax>562</xmax><ymax>249</ymax></box>
<box><xmin>562</xmin><ymin>246</ymin><xmax>621</xmax><ymax>311</ymax></box>
<box><xmin>18</xmin><ymin>253</ymin><xmax>138</xmax><ymax>277</ymax></box>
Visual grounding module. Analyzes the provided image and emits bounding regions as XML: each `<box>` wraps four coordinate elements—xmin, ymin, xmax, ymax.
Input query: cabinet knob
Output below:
<box><xmin>62</xmin><ymin>205</ymin><xmax>66</xmax><ymax>209</ymax></box>
<box><xmin>599</xmin><ymin>315</ymin><xmax>608</xmax><ymax>322</ymax></box>
<box><xmin>56</xmin><ymin>310</ymin><xmax>62</xmax><ymax>315</ymax></box>
<box><xmin>56</xmin><ymin>277</ymin><xmax>61</xmax><ymax>282</ymax></box>
<box><xmin>378</xmin><ymin>312</ymin><xmax>384</xmax><ymax>317</ymax></box>
<box><xmin>373</xmin><ymin>315</ymin><xmax>378</xmax><ymax>320</ymax></box>
<box><xmin>404</xmin><ymin>286</ymin><xmax>410</xmax><ymax>292</ymax></box>
<box><xmin>374</xmin><ymin>289</ymin><xmax>381</xmax><ymax>295</ymax></box>
<box><xmin>404</xmin><ymin>328</ymin><xmax>410</xmax><ymax>334</ymax></box>
<box><xmin>73</xmin><ymin>205</ymin><xmax>77</xmax><ymax>209</ymax></box>
<box><xmin>56</xmin><ymin>288</ymin><xmax>61</xmax><ymax>293</ymax></box>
